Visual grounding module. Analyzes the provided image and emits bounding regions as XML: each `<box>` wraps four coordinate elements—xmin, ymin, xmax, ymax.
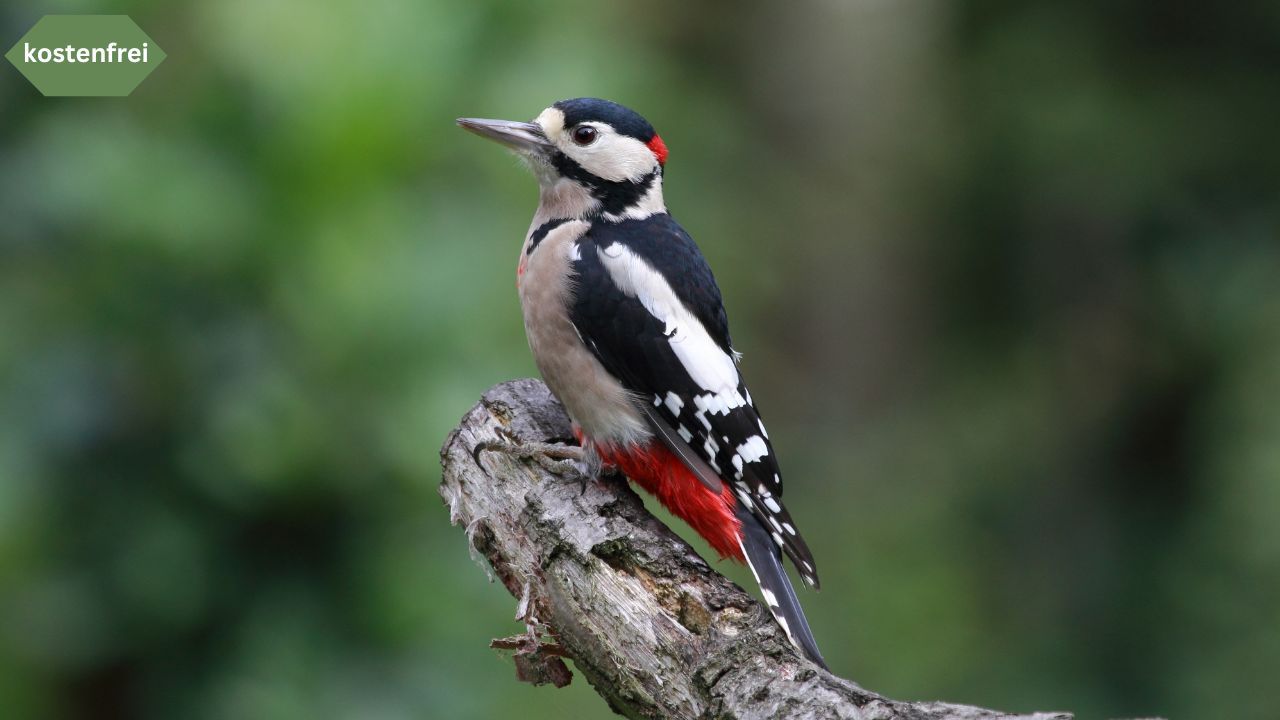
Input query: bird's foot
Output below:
<box><xmin>472</xmin><ymin>429</ymin><xmax>588</xmax><ymax>478</ymax></box>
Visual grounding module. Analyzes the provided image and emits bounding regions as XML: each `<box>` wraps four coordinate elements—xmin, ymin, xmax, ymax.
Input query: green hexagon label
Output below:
<box><xmin>5</xmin><ymin>15</ymin><xmax>166</xmax><ymax>97</ymax></box>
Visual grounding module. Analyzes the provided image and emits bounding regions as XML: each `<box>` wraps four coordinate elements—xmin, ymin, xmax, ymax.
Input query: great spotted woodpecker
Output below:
<box><xmin>458</xmin><ymin>98</ymin><xmax>826</xmax><ymax>667</ymax></box>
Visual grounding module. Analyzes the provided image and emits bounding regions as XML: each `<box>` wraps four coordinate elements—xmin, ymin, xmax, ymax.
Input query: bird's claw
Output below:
<box><xmin>472</xmin><ymin>434</ymin><xmax>587</xmax><ymax>478</ymax></box>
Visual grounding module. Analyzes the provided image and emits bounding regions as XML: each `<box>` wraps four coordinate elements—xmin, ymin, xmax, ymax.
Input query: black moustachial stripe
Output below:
<box><xmin>550</xmin><ymin>152</ymin><xmax>660</xmax><ymax>216</ymax></box>
<box><xmin>526</xmin><ymin>217</ymin><xmax>569</xmax><ymax>255</ymax></box>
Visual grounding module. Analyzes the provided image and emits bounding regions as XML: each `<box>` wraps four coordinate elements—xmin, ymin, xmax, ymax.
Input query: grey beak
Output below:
<box><xmin>457</xmin><ymin>117</ymin><xmax>553</xmax><ymax>155</ymax></box>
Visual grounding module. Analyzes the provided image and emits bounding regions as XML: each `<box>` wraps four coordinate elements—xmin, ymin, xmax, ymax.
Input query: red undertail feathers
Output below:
<box><xmin>593</xmin><ymin>437</ymin><xmax>743</xmax><ymax>561</ymax></box>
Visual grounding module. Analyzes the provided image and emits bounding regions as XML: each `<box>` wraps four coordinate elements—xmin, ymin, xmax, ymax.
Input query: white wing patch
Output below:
<box><xmin>595</xmin><ymin>242</ymin><xmax>741</xmax><ymax>399</ymax></box>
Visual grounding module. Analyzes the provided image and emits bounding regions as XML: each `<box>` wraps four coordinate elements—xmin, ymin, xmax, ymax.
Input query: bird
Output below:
<box><xmin>458</xmin><ymin>98</ymin><xmax>826</xmax><ymax>668</ymax></box>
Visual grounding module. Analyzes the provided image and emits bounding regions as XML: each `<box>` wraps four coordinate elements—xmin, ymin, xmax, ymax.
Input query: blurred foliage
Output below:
<box><xmin>1</xmin><ymin>0</ymin><xmax>1278</xmax><ymax>718</ymax></box>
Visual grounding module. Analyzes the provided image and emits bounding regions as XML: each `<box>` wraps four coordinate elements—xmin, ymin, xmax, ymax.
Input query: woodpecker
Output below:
<box><xmin>458</xmin><ymin>98</ymin><xmax>826</xmax><ymax>668</ymax></box>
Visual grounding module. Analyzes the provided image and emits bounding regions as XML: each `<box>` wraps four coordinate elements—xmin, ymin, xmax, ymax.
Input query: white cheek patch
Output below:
<box><xmin>570</xmin><ymin>131</ymin><xmax>659</xmax><ymax>182</ymax></box>
<box><xmin>537</xmin><ymin>108</ymin><xmax>658</xmax><ymax>183</ymax></box>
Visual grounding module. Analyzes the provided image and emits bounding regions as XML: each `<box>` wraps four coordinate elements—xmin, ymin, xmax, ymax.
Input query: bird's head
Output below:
<box><xmin>458</xmin><ymin>98</ymin><xmax>668</xmax><ymax>220</ymax></box>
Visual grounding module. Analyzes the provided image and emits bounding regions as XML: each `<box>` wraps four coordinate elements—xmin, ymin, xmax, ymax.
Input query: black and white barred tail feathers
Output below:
<box><xmin>567</xmin><ymin>213</ymin><xmax>820</xmax><ymax>589</ymax></box>
<box><xmin>737</xmin><ymin>503</ymin><xmax>827</xmax><ymax>667</ymax></box>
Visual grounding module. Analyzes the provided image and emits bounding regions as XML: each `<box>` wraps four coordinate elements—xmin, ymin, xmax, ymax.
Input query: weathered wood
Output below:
<box><xmin>439</xmin><ymin>379</ymin><xmax>1073</xmax><ymax>720</ymax></box>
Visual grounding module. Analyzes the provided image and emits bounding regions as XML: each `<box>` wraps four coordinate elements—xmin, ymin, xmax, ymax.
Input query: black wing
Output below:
<box><xmin>568</xmin><ymin>214</ymin><xmax>819</xmax><ymax>588</ymax></box>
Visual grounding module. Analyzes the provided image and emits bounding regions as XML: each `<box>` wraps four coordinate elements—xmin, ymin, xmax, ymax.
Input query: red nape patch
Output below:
<box><xmin>595</xmin><ymin>439</ymin><xmax>743</xmax><ymax>561</ymax></box>
<box><xmin>646</xmin><ymin>135</ymin><xmax>669</xmax><ymax>165</ymax></box>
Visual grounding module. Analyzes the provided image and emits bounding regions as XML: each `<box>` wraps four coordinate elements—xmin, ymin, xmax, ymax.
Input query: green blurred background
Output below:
<box><xmin>2</xmin><ymin>0</ymin><xmax>1278</xmax><ymax>718</ymax></box>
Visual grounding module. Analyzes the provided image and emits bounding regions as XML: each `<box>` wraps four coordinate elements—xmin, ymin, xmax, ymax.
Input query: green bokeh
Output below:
<box><xmin>1</xmin><ymin>1</ymin><xmax>1278</xmax><ymax>719</ymax></box>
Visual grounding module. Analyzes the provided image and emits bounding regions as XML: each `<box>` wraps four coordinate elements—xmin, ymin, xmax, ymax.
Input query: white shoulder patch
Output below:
<box><xmin>594</xmin><ymin>243</ymin><xmax>740</xmax><ymax>396</ymax></box>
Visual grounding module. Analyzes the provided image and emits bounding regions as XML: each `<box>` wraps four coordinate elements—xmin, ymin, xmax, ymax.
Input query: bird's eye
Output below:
<box><xmin>571</xmin><ymin>125</ymin><xmax>598</xmax><ymax>146</ymax></box>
